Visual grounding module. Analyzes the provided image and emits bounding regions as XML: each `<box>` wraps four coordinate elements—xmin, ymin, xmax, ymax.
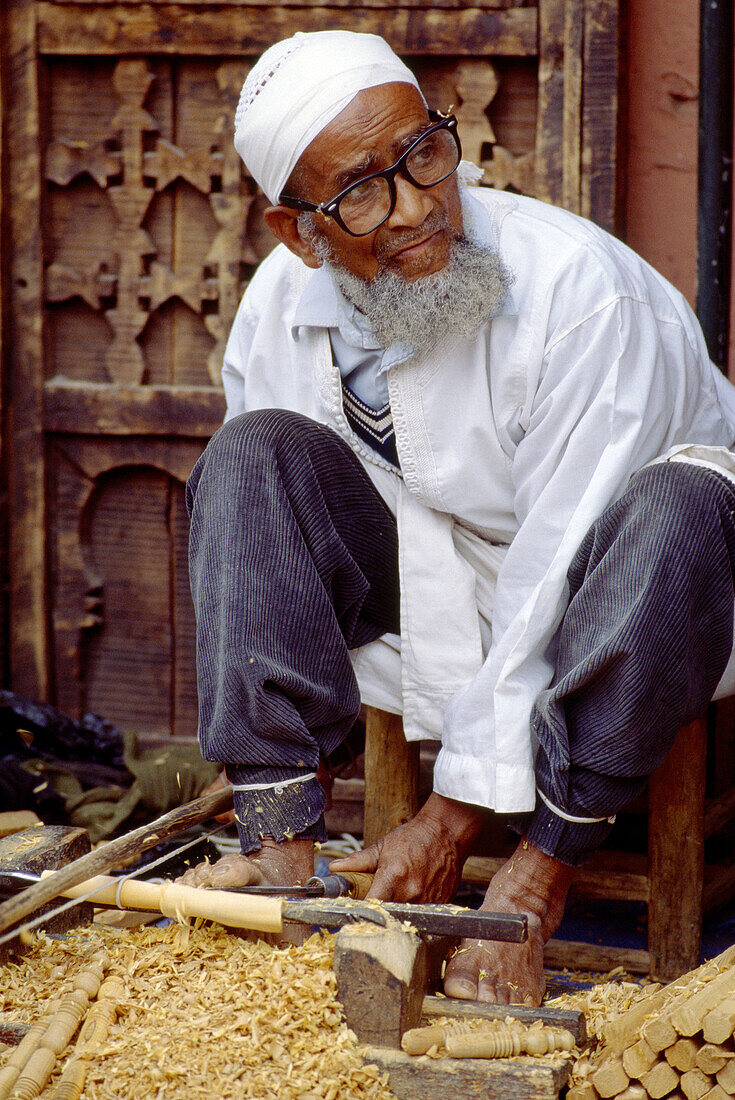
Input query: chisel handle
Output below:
<box><xmin>308</xmin><ymin>872</ymin><xmax>374</xmax><ymax>899</ymax></box>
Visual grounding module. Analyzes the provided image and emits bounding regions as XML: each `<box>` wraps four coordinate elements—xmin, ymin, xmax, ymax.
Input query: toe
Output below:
<box><xmin>443</xmin><ymin>971</ymin><xmax>479</xmax><ymax>1000</ymax></box>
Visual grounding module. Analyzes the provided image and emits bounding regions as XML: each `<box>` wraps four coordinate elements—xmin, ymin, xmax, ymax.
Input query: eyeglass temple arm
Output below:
<box><xmin>277</xmin><ymin>195</ymin><xmax>320</xmax><ymax>212</ymax></box>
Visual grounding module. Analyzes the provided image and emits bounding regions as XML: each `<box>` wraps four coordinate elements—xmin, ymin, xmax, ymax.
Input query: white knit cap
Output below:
<box><xmin>234</xmin><ymin>31</ymin><xmax>422</xmax><ymax>204</ymax></box>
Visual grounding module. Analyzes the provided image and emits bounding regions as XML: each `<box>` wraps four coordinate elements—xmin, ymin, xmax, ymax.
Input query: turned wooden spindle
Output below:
<box><xmin>0</xmin><ymin>953</ymin><xmax>110</xmax><ymax>1100</ymax></box>
<box><xmin>445</xmin><ymin>1024</ymin><xmax>576</xmax><ymax>1060</ymax></box>
<box><xmin>0</xmin><ymin>1015</ymin><xmax>55</xmax><ymax>1100</ymax></box>
<box><xmin>401</xmin><ymin>1021</ymin><xmax>475</xmax><ymax>1056</ymax></box>
<box><xmin>47</xmin><ymin>1059</ymin><xmax>86</xmax><ymax>1100</ymax></box>
<box><xmin>48</xmin><ymin>972</ymin><xmax>123</xmax><ymax>1100</ymax></box>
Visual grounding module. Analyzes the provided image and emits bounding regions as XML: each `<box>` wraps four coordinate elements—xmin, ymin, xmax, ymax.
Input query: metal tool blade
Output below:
<box><xmin>280</xmin><ymin>898</ymin><xmax>528</xmax><ymax>942</ymax></box>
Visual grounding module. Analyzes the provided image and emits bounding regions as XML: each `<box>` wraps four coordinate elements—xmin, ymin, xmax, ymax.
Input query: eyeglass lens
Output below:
<box><xmin>338</xmin><ymin>128</ymin><xmax>460</xmax><ymax>235</ymax></box>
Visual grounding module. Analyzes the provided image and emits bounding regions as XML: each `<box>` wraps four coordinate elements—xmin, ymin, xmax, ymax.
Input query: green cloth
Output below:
<box><xmin>21</xmin><ymin>733</ymin><xmax>220</xmax><ymax>843</ymax></box>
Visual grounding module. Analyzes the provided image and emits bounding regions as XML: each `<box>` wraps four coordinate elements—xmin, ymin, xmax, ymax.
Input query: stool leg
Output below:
<box><xmin>648</xmin><ymin>717</ymin><xmax>706</xmax><ymax>980</ymax></box>
<box><xmin>363</xmin><ymin>707</ymin><xmax>419</xmax><ymax>847</ymax></box>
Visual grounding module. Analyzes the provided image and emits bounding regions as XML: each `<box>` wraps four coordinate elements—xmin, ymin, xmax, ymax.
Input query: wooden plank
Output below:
<box><xmin>462</xmin><ymin>852</ymin><xmax>650</xmax><ymax>902</ymax></box>
<box><xmin>534</xmin><ymin>0</ymin><xmax>565</xmax><ymax>207</ymax></box>
<box><xmin>0</xmin><ymin>826</ymin><xmax>93</xmax><ymax>948</ymax></box>
<box><xmin>38</xmin><ymin>0</ymin><xmax>531</xmax><ymax>6</ymax></box>
<box><xmin>0</xmin><ymin>786</ymin><xmax>234</xmax><ymax>938</ymax></box>
<box><xmin>44</xmin><ymin>380</ymin><xmax>225</xmax><ymax>437</ymax></box>
<box><xmin>6</xmin><ymin>0</ymin><xmax>49</xmax><ymax>698</ymax></box>
<box><xmin>544</xmin><ymin>939</ymin><xmax>650</xmax><ymax>975</ymax></box>
<box><xmin>363</xmin><ymin>709</ymin><xmax>419</xmax><ymax>847</ymax></box>
<box><xmin>37</xmin><ymin>5</ymin><xmax>539</xmax><ymax>57</ymax></box>
<box><xmin>367</xmin><ymin>1045</ymin><xmax>570</xmax><ymax>1100</ymax></box>
<box><xmin>581</xmin><ymin>0</ymin><xmax>620</xmax><ymax>231</ymax></box>
<box><xmin>0</xmin><ymin>23</ymin><xmax>5</xmax><ymax>694</ymax></box>
<box><xmin>648</xmin><ymin>718</ymin><xmax>706</xmax><ymax>981</ymax></box>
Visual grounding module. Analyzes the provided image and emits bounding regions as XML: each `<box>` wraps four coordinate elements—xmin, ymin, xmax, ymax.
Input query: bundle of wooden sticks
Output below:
<box><xmin>568</xmin><ymin>944</ymin><xmax>735</xmax><ymax>1100</ymax></box>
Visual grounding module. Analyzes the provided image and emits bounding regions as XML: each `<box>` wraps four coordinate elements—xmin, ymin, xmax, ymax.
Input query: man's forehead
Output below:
<box><xmin>299</xmin><ymin>83</ymin><xmax>429</xmax><ymax>183</ymax></box>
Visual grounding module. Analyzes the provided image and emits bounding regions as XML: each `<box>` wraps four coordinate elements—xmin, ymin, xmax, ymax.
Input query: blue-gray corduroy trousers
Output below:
<box><xmin>187</xmin><ymin>409</ymin><xmax>735</xmax><ymax>864</ymax></box>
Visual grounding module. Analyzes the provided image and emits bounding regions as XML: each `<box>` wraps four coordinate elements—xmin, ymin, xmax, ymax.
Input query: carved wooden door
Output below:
<box><xmin>2</xmin><ymin>0</ymin><xmax>619</xmax><ymax>738</ymax></box>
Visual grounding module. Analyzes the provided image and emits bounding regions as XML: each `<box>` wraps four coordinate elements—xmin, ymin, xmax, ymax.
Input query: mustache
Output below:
<box><xmin>374</xmin><ymin>210</ymin><xmax>458</xmax><ymax>265</ymax></box>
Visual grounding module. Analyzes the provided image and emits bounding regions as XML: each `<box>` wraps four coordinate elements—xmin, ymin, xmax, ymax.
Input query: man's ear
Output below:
<box><xmin>264</xmin><ymin>206</ymin><xmax>321</xmax><ymax>269</ymax></box>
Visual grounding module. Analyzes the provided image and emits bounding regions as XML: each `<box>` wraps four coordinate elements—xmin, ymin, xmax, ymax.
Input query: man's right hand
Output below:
<box><xmin>329</xmin><ymin>792</ymin><xmax>484</xmax><ymax>903</ymax></box>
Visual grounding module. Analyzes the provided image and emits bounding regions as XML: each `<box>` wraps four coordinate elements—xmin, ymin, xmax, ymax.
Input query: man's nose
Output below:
<box><xmin>387</xmin><ymin>173</ymin><xmax>434</xmax><ymax>229</ymax></box>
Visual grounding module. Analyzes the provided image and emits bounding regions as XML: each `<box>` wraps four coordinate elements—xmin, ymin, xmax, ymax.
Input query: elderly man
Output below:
<box><xmin>183</xmin><ymin>30</ymin><xmax>735</xmax><ymax>1004</ymax></box>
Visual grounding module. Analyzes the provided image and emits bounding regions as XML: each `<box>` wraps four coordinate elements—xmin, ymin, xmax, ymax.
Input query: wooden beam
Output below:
<box><xmin>581</xmin><ymin>0</ymin><xmax>621</xmax><ymax>231</ymax></box>
<box><xmin>363</xmin><ymin>708</ymin><xmax>419</xmax><ymax>847</ymax></box>
<box><xmin>37</xmin><ymin>4</ymin><xmax>538</xmax><ymax>57</ymax></box>
<box><xmin>37</xmin><ymin>0</ymin><xmax>533</xmax><ymax>7</ymax></box>
<box><xmin>6</xmin><ymin>0</ymin><xmax>49</xmax><ymax>698</ymax></box>
<box><xmin>463</xmin><ymin>852</ymin><xmax>650</xmax><ymax>902</ymax></box>
<box><xmin>367</xmin><ymin>1044</ymin><xmax>570</xmax><ymax>1100</ymax></box>
<box><xmin>648</xmin><ymin>717</ymin><xmax>706</xmax><ymax>981</ymax></box>
<box><xmin>562</xmin><ymin>0</ymin><xmax>583</xmax><ymax>213</ymax></box>
<box><xmin>534</xmin><ymin>0</ymin><xmax>565</xmax><ymax>207</ymax></box>
<box><xmin>44</xmin><ymin>380</ymin><xmax>226</xmax><ymax>438</ymax></box>
<box><xmin>0</xmin><ymin>0</ymin><xmax>7</xmax><ymax>691</ymax></box>
<box><xmin>544</xmin><ymin>939</ymin><xmax>651</xmax><ymax>975</ymax></box>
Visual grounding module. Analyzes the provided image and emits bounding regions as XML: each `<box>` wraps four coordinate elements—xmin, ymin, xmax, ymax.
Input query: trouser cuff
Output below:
<box><xmin>229</xmin><ymin>772</ymin><xmax>328</xmax><ymax>855</ymax></box>
<box><xmin>520</xmin><ymin>801</ymin><xmax>615</xmax><ymax>866</ymax></box>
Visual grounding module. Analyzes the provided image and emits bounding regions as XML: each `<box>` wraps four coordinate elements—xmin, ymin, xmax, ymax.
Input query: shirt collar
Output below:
<box><xmin>291</xmin><ymin>183</ymin><xmax>517</xmax><ymax>352</ymax></box>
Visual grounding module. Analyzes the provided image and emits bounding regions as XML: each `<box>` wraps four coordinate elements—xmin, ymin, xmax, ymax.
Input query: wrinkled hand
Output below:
<box><xmin>177</xmin><ymin>837</ymin><xmax>315</xmax><ymax>889</ymax></box>
<box><xmin>329</xmin><ymin>793</ymin><xmax>484</xmax><ymax>903</ymax></box>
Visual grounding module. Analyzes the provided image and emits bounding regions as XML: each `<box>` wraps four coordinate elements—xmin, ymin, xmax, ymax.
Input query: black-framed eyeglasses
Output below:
<box><xmin>279</xmin><ymin>111</ymin><xmax>462</xmax><ymax>237</ymax></box>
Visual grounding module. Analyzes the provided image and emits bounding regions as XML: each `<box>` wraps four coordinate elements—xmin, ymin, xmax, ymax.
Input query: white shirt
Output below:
<box><xmin>222</xmin><ymin>185</ymin><xmax>735</xmax><ymax>814</ymax></box>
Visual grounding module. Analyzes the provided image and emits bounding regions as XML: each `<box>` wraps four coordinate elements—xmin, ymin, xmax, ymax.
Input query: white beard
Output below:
<box><xmin>300</xmin><ymin>210</ymin><xmax>514</xmax><ymax>355</ymax></box>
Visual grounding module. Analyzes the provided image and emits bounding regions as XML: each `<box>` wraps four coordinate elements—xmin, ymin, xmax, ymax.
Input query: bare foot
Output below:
<box><xmin>443</xmin><ymin>838</ymin><xmax>576</xmax><ymax>1006</ymax></box>
<box><xmin>177</xmin><ymin>836</ymin><xmax>315</xmax><ymax>890</ymax></box>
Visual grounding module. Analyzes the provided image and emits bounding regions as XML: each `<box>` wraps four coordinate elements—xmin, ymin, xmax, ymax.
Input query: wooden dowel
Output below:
<box><xmin>716</xmin><ymin>1059</ymin><xmax>735</xmax><ymax>1093</ymax></box>
<box><xmin>444</xmin><ymin>1024</ymin><xmax>575</xmax><ymax>1060</ymax></box>
<box><xmin>703</xmin><ymin>1085</ymin><xmax>731</xmax><ymax>1099</ymax></box>
<box><xmin>704</xmin><ymin>997</ymin><xmax>735</xmax><ymax>1045</ymax></box>
<box><xmin>592</xmin><ymin>1058</ymin><xmax>630</xmax><ymax>1098</ymax></box>
<box><xmin>673</xmin><ymin>967</ymin><xmax>735</xmax><ymax>1038</ymax></box>
<box><xmin>605</xmin><ymin>947</ymin><xmax>735</xmax><ymax>1054</ymax></box>
<box><xmin>12</xmin><ymin>1046</ymin><xmax>57</xmax><ymax>1100</ymax></box>
<box><xmin>401</xmin><ymin>1022</ymin><xmax>471</xmax><ymax>1056</ymax></box>
<box><xmin>667</xmin><ymin>1039</ymin><xmax>702</xmax><ymax>1072</ymax></box>
<box><xmin>697</xmin><ymin>1044</ymin><xmax>734</xmax><ymax>1075</ymax></box>
<box><xmin>0</xmin><ymin>1017</ymin><xmax>53</xmax><ymax>1100</ymax></box>
<box><xmin>622</xmin><ymin>1037</ymin><xmax>657</xmax><ymax>1079</ymax></box>
<box><xmin>681</xmin><ymin>1068</ymin><xmax>715</xmax><ymax>1100</ymax></box>
<box><xmin>641</xmin><ymin>1061</ymin><xmax>680</xmax><ymax>1098</ymax></box>
<box><xmin>48</xmin><ymin>873</ymin><xmax>285</xmax><ymax>934</ymax></box>
<box><xmin>49</xmin><ymin>972</ymin><xmax>123</xmax><ymax>1100</ymax></box>
<box><xmin>566</xmin><ymin>1085</ymin><xmax>600</xmax><ymax>1100</ymax></box>
<box><xmin>643</xmin><ymin>1013</ymin><xmax>679</xmax><ymax>1053</ymax></box>
<box><xmin>48</xmin><ymin>1058</ymin><xmax>86</xmax><ymax>1100</ymax></box>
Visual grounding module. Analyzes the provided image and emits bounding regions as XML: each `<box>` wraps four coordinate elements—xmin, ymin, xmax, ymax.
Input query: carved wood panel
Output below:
<box><xmin>2</xmin><ymin>0</ymin><xmax>621</xmax><ymax>736</ymax></box>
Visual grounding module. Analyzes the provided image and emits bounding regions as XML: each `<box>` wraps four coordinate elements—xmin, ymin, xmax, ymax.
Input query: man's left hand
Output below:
<box><xmin>329</xmin><ymin>792</ymin><xmax>484</xmax><ymax>902</ymax></box>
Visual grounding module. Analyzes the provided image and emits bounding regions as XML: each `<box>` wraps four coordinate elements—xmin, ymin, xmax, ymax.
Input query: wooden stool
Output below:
<box><xmin>362</xmin><ymin>707</ymin><xmax>735</xmax><ymax>981</ymax></box>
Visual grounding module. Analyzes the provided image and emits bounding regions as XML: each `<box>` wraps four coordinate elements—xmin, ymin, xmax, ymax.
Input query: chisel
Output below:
<box><xmin>0</xmin><ymin>870</ymin><xmax>527</xmax><ymax>943</ymax></box>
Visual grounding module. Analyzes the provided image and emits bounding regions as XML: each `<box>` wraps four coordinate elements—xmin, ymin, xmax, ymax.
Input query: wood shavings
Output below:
<box><xmin>0</xmin><ymin>924</ymin><xmax>397</xmax><ymax>1099</ymax></box>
